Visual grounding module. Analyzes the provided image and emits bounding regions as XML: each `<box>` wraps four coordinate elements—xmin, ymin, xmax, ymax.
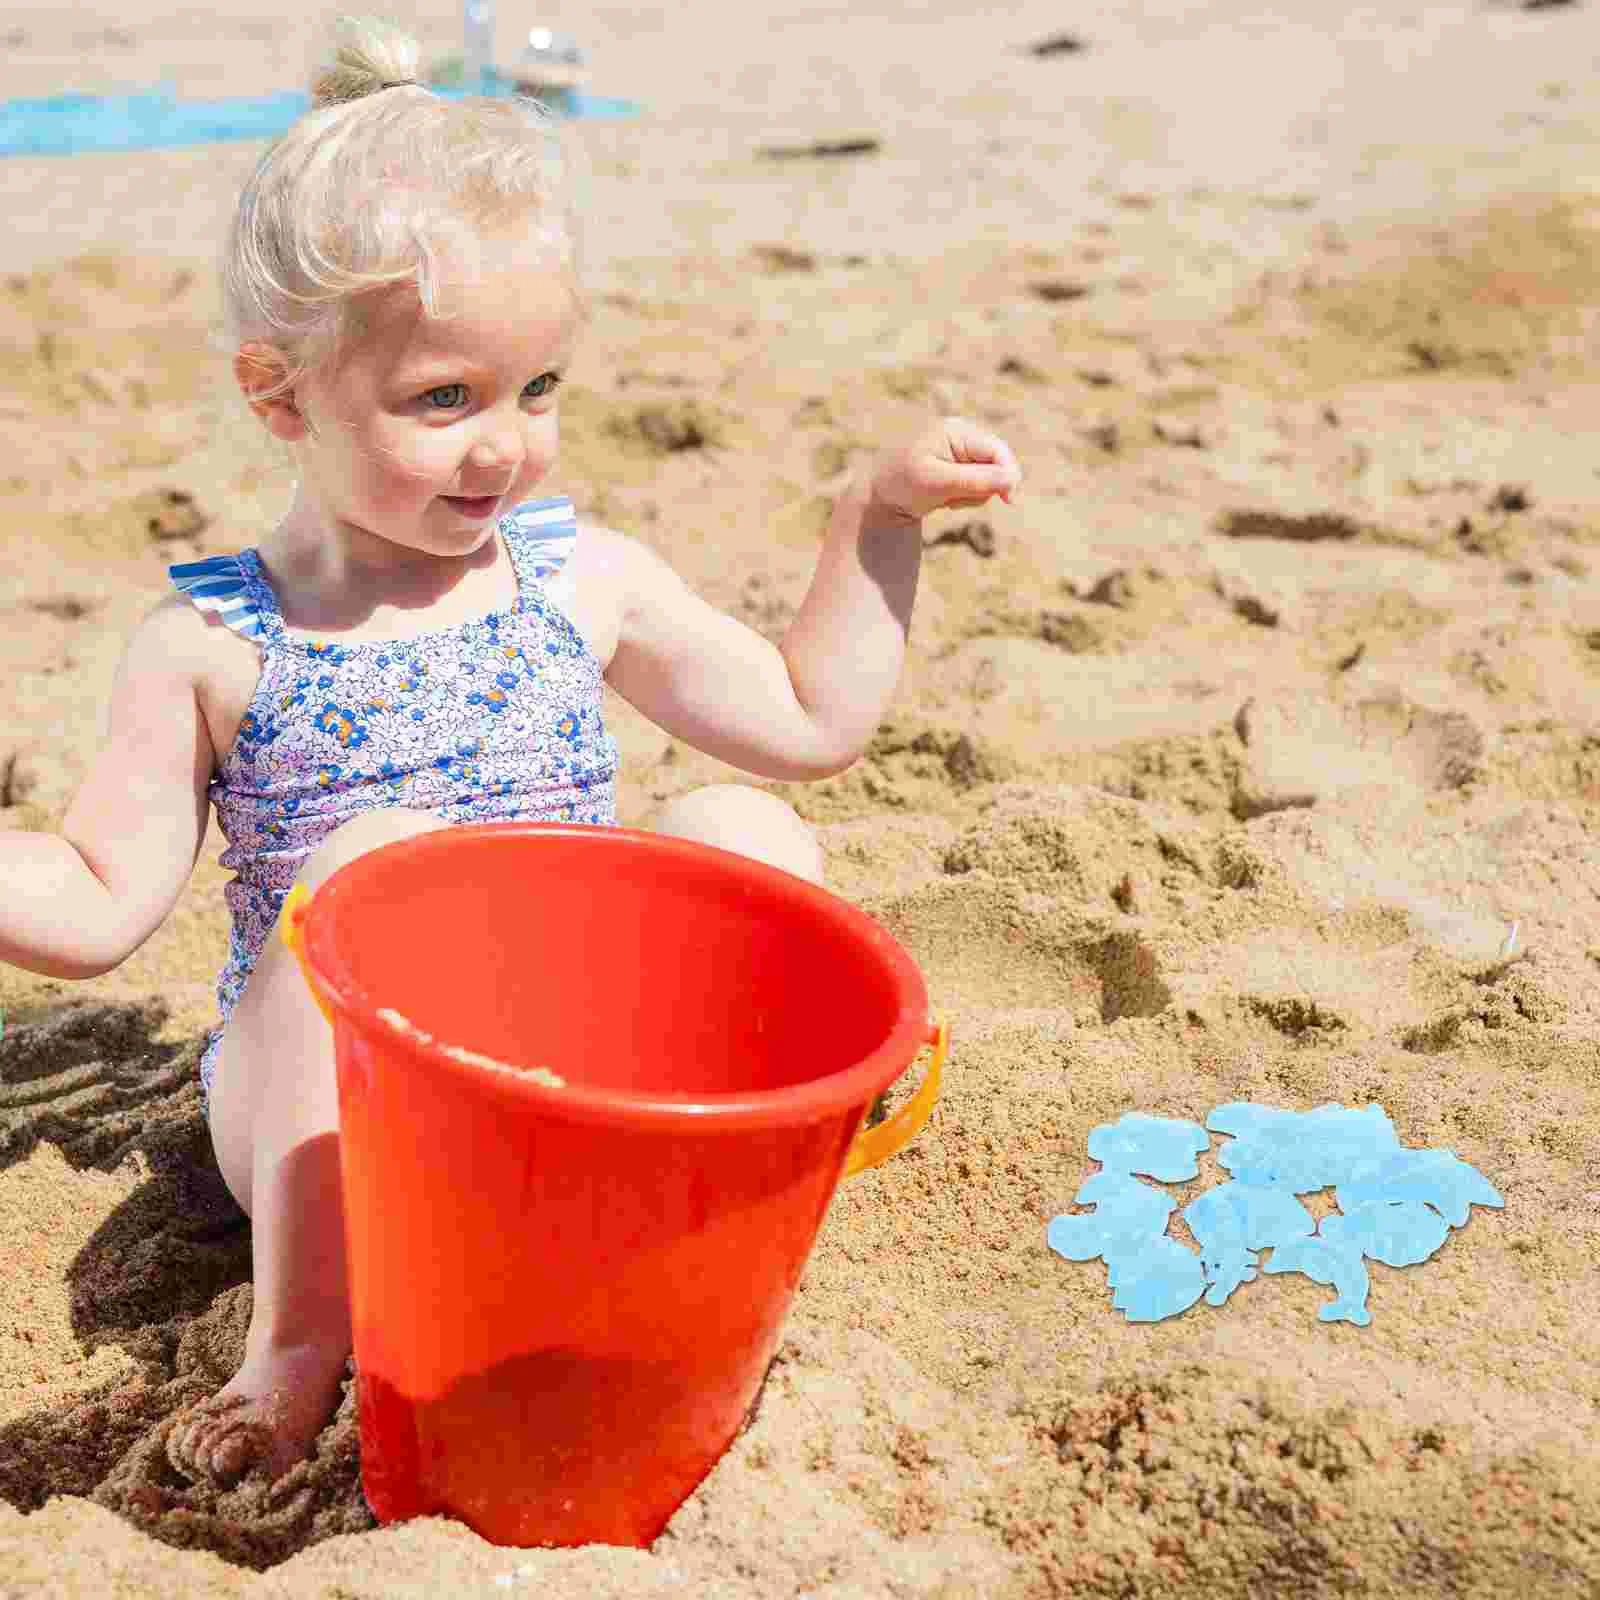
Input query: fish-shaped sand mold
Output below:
<box><xmin>1048</xmin><ymin>1102</ymin><xmax>1505</xmax><ymax>1327</ymax></box>
<box><xmin>1328</xmin><ymin>1200</ymin><xmax>1453</xmax><ymax>1266</ymax></box>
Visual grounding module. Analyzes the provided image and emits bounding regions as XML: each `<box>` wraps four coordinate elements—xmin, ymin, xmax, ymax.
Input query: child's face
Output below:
<box><xmin>292</xmin><ymin>236</ymin><xmax>580</xmax><ymax>561</ymax></box>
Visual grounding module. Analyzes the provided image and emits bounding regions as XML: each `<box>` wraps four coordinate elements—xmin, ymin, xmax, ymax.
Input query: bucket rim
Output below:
<box><xmin>298</xmin><ymin>821</ymin><xmax>935</xmax><ymax>1130</ymax></box>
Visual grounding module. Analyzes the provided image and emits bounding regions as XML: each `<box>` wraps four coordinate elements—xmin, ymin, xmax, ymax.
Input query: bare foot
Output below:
<box><xmin>167</xmin><ymin>1337</ymin><xmax>350</xmax><ymax>1487</ymax></box>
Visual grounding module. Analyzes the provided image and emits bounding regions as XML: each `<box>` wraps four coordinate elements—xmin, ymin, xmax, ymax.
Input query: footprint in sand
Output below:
<box><xmin>1230</xmin><ymin>689</ymin><xmax>1483</xmax><ymax>820</ymax></box>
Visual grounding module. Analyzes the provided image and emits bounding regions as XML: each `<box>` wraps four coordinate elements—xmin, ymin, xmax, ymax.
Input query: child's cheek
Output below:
<box><xmin>370</xmin><ymin>420</ymin><xmax>451</xmax><ymax>489</ymax></box>
<box><xmin>530</xmin><ymin>410</ymin><xmax>561</xmax><ymax>469</ymax></box>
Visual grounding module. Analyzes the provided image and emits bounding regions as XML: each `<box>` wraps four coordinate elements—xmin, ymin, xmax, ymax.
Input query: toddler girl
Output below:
<box><xmin>0</xmin><ymin>13</ymin><xmax>1020</xmax><ymax>1485</ymax></box>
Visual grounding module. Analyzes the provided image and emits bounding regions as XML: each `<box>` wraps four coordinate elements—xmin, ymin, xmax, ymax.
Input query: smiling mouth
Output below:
<box><xmin>442</xmin><ymin>492</ymin><xmax>505</xmax><ymax>517</ymax></box>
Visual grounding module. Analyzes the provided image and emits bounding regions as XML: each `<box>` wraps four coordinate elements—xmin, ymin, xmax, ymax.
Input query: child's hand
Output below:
<box><xmin>868</xmin><ymin>417</ymin><xmax>1022</xmax><ymax>522</ymax></box>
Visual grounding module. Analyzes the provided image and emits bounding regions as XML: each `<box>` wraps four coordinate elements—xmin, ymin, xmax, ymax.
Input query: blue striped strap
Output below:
<box><xmin>500</xmin><ymin>494</ymin><xmax>577</xmax><ymax>573</ymax></box>
<box><xmin>169</xmin><ymin>554</ymin><xmax>266</xmax><ymax>640</ymax></box>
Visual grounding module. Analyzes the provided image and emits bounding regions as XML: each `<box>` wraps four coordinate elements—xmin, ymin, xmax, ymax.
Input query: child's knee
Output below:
<box><xmin>650</xmin><ymin>784</ymin><xmax>824</xmax><ymax>886</ymax></box>
<box><xmin>301</xmin><ymin>806</ymin><xmax>448</xmax><ymax>885</ymax></box>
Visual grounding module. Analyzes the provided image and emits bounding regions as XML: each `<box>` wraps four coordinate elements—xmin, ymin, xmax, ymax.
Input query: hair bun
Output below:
<box><xmin>310</xmin><ymin>15</ymin><xmax>424</xmax><ymax>109</ymax></box>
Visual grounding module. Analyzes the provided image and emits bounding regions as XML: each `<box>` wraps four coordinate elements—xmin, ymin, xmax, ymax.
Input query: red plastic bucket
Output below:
<box><xmin>281</xmin><ymin>822</ymin><xmax>946</xmax><ymax>1548</ymax></box>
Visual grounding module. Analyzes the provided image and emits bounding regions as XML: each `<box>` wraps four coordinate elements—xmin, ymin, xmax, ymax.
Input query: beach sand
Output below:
<box><xmin>3</xmin><ymin>1</ymin><xmax>1600</xmax><ymax>1593</ymax></box>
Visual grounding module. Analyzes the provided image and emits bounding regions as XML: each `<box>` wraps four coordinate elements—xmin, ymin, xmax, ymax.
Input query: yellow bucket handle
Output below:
<box><xmin>844</xmin><ymin>1017</ymin><xmax>947</xmax><ymax>1179</ymax></box>
<box><xmin>281</xmin><ymin>883</ymin><xmax>335</xmax><ymax>1026</ymax></box>
<box><xmin>284</xmin><ymin>881</ymin><xmax>945</xmax><ymax>1176</ymax></box>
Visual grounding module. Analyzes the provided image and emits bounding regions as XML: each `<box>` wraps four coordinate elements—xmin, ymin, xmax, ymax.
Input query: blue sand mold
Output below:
<box><xmin>1087</xmin><ymin>1111</ymin><xmax>1209</xmax><ymax>1181</ymax></box>
<box><xmin>1</xmin><ymin>78</ymin><xmax>640</xmax><ymax>159</ymax></box>
<box><xmin>1046</xmin><ymin>1172</ymin><xmax>1175</xmax><ymax>1262</ymax></box>
<box><xmin>1210</xmin><ymin>1101</ymin><xmax>1404</xmax><ymax>1192</ymax></box>
<box><xmin>1181</xmin><ymin>1181</ymin><xmax>1315</xmax><ymax>1307</ymax></box>
<box><xmin>1259</xmin><ymin>1231</ymin><xmax>1374</xmax><ymax>1326</ymax></box>
<box><xmin>1335</xmin><ymin>1148</ymin><xmax>1504</xmax><ymax>1228</ymax></box>
<box><xmin>1047</xmin><ymin>1104</ymin><xmax>1504</xmax><ymax>1326</ymax></box>
<box><xmin>1108</xmin><ymin>1237</ymin><xmax>1207</xmax><ymax>1323</ymax></box>
<box><xmin>1325</xmin><ymin>1200</ymin><xmax>1451</xmax><ymax>1267</ymax></box>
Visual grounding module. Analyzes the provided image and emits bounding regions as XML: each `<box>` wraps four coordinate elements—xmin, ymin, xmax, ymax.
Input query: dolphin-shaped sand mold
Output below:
<box><xmin>1334</xmin><ymin>1148</ymin><xmax>1505</xmax><ymax>1227</ymax></box>
<box><xmin>1260</xmin><ymin>1231</ymin><xmax>1373</xmax><ymax>1325</ymax></box>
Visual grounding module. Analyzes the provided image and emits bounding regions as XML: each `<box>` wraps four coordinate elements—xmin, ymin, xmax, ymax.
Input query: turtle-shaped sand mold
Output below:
<box><xmin>1046</xmin><ymin>1104</ymin><xmax>1503</xmax><ymax>1325</ymax></box>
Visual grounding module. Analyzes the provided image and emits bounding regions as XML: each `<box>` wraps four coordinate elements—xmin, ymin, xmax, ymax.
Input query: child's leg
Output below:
<box><xmin>646</xmin><ymin>784</ymin><xmax>825</xmax><ymax>886</ymax></box>
<box><xmin>169</xmin><ymin>806</ymin><xmax>449</xmax><ymax>1486</ymax></box>
<box><xmin>171</xmin><ymin>788</ymin><xmax>818</xmax><ymax>1485</ymax></box>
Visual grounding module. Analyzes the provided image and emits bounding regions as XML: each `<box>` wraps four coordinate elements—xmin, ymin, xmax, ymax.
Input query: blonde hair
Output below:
<box><xmin>221</xmin><ymin>14</ymin><xmax>587</xmax><ymax>404</ymax></box>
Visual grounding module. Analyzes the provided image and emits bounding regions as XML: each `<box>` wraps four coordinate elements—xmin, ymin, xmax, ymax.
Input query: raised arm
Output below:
<box><xmin>601</xmin><ymin>418</ymin><xmax>1020</xmax><ymax>781</ymax></box>
<box><xmin>0</xmin><ymin>597</ymin><xmax>215</xmax><ymax>980</ymax></box>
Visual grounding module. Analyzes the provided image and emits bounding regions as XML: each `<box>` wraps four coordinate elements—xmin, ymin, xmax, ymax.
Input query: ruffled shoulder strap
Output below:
<box><xmin>168</xmin><ymin>552</ymin><xmax>281</xmax><ymax>644</ymax></box>
<box><xmin>499</xmin><ymin>495</ymin><xmax>578</xmax><ymax>586</ymax></box>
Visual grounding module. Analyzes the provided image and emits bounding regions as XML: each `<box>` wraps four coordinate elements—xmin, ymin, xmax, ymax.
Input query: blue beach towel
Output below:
<box><xmin>1</xmin><ymin>79</ymin><xmax>640</xmax><ymax>159</ymax></box>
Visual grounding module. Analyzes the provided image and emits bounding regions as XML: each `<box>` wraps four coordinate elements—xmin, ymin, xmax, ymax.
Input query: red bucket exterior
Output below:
<box><xmin>300</xmin><ymin>823</ymin><xmax>932</xmax><ymax>1548</ymax></box>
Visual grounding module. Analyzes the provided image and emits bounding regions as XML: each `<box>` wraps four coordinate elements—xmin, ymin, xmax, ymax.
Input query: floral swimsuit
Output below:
<box><xmin>168</xmin><ymin>496</ymin><xmax>619</xmax><ymax>1106</ymax></box>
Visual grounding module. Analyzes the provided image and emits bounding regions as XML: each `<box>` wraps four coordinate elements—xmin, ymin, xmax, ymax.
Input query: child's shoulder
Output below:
<box><xmin>134</xmin><ymin>586</ymin><xmax>241</xmax><ymax>668</ymax></box>
<box><xmin>571</xmin><ymin>515</ymin><xmax>635</xmax><ymax>567</ymax></box>
<box><xmin>550</xmin><ymin>517</ymin><xmax>638</xmax><ymax>674</ymax></box>
<box><xmin>568</xmin><ymin>516</ymin><xmax>677</xmax><ymax>616</ymax></box>
<box><xmin>139</xmin><ymin>571</ymin><xmax>272</xmax><ymax>757</ymax></box>
<box><xmin>137</xmin><ymin>581</ymin><xmax>261</xmax><ymax>689</ymax></box>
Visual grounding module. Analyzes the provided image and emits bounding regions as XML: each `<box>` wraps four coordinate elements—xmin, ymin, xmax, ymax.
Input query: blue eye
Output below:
<box><xmin>420</xmin><ymin>374</ymin><xmax>561</xmax><ymax>411</ymax></box>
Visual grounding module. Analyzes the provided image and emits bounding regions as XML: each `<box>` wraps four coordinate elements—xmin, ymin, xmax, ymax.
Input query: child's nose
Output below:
<box><xmin>468</xmin><ymin>431</ymin><xmax>521</xmax><ymax>473</ymax></box>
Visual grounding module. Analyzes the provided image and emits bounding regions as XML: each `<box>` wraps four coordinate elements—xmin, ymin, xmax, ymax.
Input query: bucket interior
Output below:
<box><xmin>310</xmin><ymin>825</ymin><xmax>919</xmax><ymax>1099</ymax></box>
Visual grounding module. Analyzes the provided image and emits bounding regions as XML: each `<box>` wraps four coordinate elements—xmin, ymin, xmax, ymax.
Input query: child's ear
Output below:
<box><xmin>235</xmin><ymin>343</ymin><xmax>308</xmax><ymax>441</ymax></box>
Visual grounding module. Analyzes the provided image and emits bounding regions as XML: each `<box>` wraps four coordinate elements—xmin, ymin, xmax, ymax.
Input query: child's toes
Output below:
<box><xmin>167</xmin><ymin>1398</ymin><xmax>255</xmax><ymax>1487</ymax></box>
<box><xmin>204</xmin><ymin>1416</ymin><xmax>274</xmax><ymax>1484</ymax></box>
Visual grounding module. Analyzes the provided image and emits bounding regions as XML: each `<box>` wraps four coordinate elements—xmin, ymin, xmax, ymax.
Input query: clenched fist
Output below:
<box><xmin>868</xmin><ymin>417</ymin><xmax>1022</xmax><ymax>521</ymax></box>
